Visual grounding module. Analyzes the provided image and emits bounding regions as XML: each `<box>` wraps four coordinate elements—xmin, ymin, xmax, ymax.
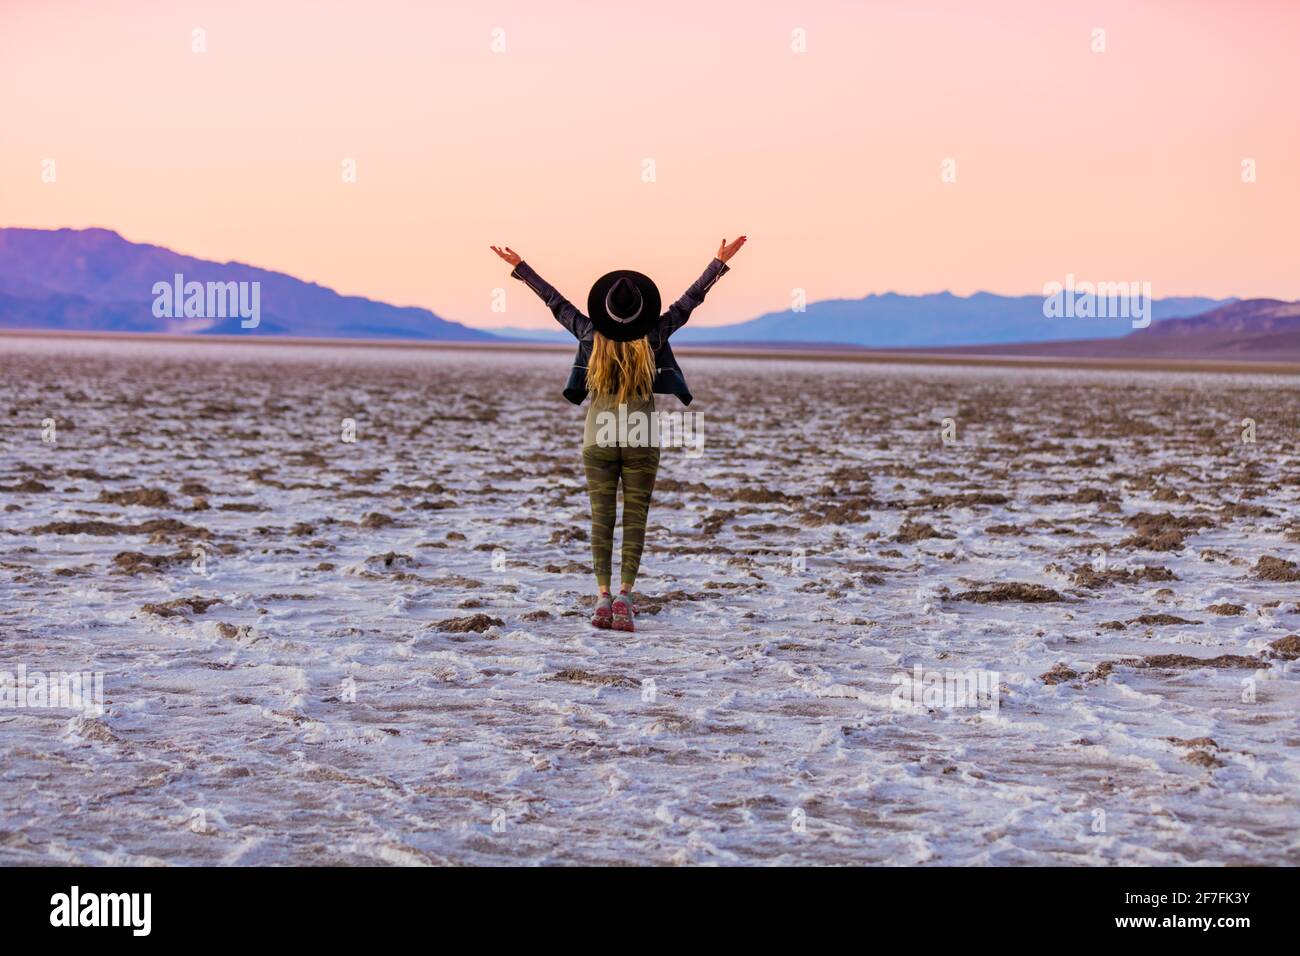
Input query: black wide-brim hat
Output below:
<box><xmin>587</xmin><ymin>270</ymin><xmax>660</xmax><ymax>342</ymax></box>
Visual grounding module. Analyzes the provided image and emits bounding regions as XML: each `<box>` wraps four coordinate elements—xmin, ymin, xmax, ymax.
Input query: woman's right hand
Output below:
<box><xmin>490</xmin><ymin>245</ymin><xmax>522</xmax><ymax>267</ymax></box>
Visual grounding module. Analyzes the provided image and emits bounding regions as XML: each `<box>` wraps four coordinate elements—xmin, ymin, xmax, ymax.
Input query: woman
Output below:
<box><xmin>490</xmin><ymin>237</ymin><xmax>746</xmax><ymax>631</ymax></box>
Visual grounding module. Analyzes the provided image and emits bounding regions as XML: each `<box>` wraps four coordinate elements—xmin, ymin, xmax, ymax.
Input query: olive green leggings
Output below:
<box><xmin>582</xmin><ymin>443</ymin><xmax>661</xmax><ymax>588</ymax></box>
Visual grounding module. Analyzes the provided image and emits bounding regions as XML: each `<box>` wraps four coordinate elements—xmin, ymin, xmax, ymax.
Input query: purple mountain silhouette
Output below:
<box><xmin>0</xmin><ymin>227</ymin><xmax>496</xmax><ymax>340</ymax></box>
<box><xmin>4</xmin><ymin>227</ymin><xmax>1284</xmax><ymax>358</ymax></box>
<box><xmin>916</xmin><ymin>299</ymin><xmax>1300</xmax><ymax>361</ymax></box>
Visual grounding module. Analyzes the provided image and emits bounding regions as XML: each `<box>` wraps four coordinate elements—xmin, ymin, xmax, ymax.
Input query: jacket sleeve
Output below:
<box><xmin>657</xmin><ymin>257</ymin><xmax>730</xmax><ymax>339</ymax></box>
<box><xmin>510</xmin><ymin>261</ymin><xmax>592</xmax><ymax>339</ymax></box>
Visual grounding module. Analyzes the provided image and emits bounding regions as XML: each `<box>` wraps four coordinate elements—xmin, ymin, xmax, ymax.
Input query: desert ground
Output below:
<box><xmin>1</xmin><ymin>337</ymin><xmax>1297</xmax><ymax>865</ymax></box>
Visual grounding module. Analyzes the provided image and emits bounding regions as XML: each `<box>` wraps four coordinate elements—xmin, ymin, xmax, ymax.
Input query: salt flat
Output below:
<box><xmin>1</xmin><ymin>337</ymin><xmax>1297</xmax><ymax>865</ymax></box>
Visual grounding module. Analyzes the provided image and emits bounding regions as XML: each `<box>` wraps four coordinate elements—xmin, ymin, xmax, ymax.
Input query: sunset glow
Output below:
<box><xmin>3</xmin><ymin>0</ymin><xmax>1297</xmax><ymax>330</ymax></box>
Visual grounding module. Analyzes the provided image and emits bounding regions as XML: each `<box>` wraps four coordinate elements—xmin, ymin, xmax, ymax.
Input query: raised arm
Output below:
<box><xmin>490</xmin><ymin>245</ymin><xmax>591</xmax><ymax>339</ymax></box>
<box><xmin>658</xmin><ymin>236</ymin><xmax>746</xmax><ymax>339</ymax></box>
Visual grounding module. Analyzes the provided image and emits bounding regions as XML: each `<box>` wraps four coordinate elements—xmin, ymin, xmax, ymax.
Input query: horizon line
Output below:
<box><xmin>2</xmin><ymin>223</ymin><xmax>1278</xmax><ymax>332</ymax></box>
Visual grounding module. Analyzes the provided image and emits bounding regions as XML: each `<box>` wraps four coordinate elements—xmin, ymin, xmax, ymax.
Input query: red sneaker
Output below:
<box><xmin>591</xmin><ymin>594</ymin><xmax>613</xmax><ymax>629</ymax></box>
<box><xmin>612</xmin><ymin>593</ymin><xmax>635</xmax><ymax>632</ymax></box>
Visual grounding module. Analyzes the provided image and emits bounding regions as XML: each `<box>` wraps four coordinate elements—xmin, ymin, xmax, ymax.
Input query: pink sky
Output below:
<box><xmin>3</xmin><ymin>0</ymin><xmax>1298</xmax><ymax>330</ymax></box>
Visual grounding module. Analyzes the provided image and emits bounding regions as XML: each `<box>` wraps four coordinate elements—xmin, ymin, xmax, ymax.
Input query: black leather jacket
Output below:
<box><xmin>510</xmin><ymin>257</ymin><xmax>730</xmax><ymax>406</ymax></box>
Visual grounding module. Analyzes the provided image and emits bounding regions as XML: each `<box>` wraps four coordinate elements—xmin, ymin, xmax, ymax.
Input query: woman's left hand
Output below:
<box><xmin>716</xmin><ymin>236</ymin><xmax>747</xmax><ymax>264</ymax></box>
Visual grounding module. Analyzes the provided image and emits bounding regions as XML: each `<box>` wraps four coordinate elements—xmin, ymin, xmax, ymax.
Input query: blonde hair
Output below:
<box><xmin>587</xmin><ymin>333</ymin><xmax>655</xmax><ymax>405</ymax></box>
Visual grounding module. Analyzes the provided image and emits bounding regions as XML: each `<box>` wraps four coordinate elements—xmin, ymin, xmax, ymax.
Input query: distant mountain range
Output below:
<box><xmin>672</xmin><ymin>291</ymin><xmax>1234</xmax><ymax>347</ymax></box>
<box><xmin>493</xmin><ymin>292</ymin><xmax>1234</xmax><ymax>348</ymax></box>
<box><xmin>0</xmin><ymin>227</ymin><xmax>493</xmax><ymax>340</ymax></box>
<box><xmin>4</xmin><ymin>227</ymin><xmax>1294</xmax><ymax>360</ymax></box>
<box><xmin>922</xmin><ymin>299</ymin><xmax>1300</xmax><ymax>362</ymax></box>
